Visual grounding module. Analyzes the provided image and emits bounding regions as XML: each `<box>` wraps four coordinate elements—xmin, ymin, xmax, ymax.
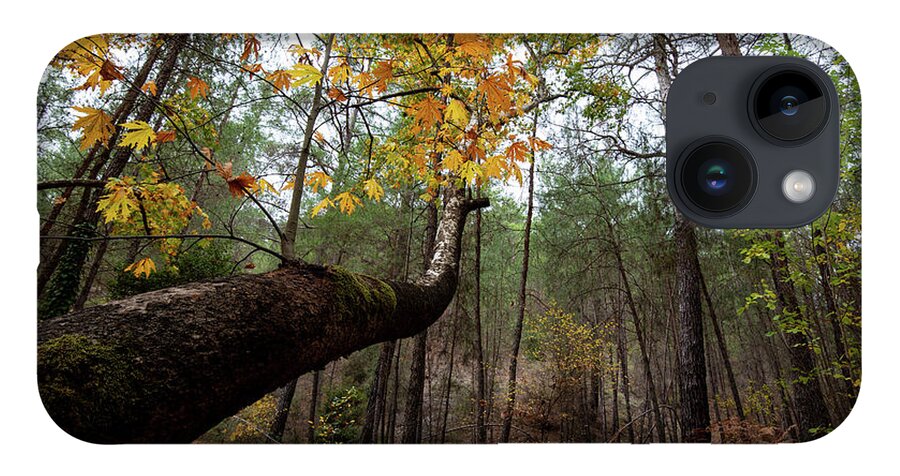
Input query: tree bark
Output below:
<box><xmin>472</xmin><ymin>207</ymin><xmax>488</xmax><ymax>443</ymax></box>
<box><xmin>38</xmin><ymin>189</ymin><xmax>488</xmax><ymax>443</ymax></box>
<box><xmin>674</xmin><ymin>216</ymin><xmax>711</xmax><ymax>442</ymax></box>
<box><xmin>715</xmin><ymin>34</ymin><xmax>742</xmax><ymax>56</ymax></box>
<box><xmin>269</xmin><ymin>379</ymin><xmax>297</xmax><ymax>442</ymax></box>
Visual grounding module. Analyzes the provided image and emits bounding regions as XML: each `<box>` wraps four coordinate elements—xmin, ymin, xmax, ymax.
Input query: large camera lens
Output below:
<box><xmin>678</xmin><ymin>140</ymin><xmax>756</xmax><ymax>215</ymax></box>
<box><xmin>752</xmin><ymin>68</ymin><xmax>828</xmax><ymax>142</ymax></box>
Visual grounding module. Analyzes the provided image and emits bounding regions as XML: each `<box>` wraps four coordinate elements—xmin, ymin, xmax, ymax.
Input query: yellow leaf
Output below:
<box><xmin>459</xmin><ymin>160</ymin><xmax>482</xmax><ymax>184</ymax></box>
<box><xmin>363</xmin><ymin>178</ymin><xmax>384</xmax><ymax>201</ymax></box>
<box><xmin>444</xmin><ymin>99</ymin><xmax>469</xmax><ymax>127</ymax></box>
<box><xmin>483</xmin><ymin>155</ymin><xmax>504</xmax><ymax>180</ymax></box>
<box><xmin>187</xmin><ymin>76</ymin><xmax>209</xmax><ymax>99</ymax></box>
<box><xmin>310</xmin><ymin>197</ymin><xmax>334</xmax><ymax>217</ymax></box>
<box><xmin>96</xmin><ymin>182</ymin><xmax>138</xmax><ymax>223</ymax></box>
<box><xmin>124</xmin><ymin>257</ymin><xmax>156</xmax><ymax>279</ymax></box>
<box><xmin>441</xmin><ymin>149</ymin><xmax>464</xmax><ymax>172</ymax></box>
<box><xmin>334</xmin><ymin>191</ymin><xmax>362</xmax><ymax>214</ymax></box>
<box><xmin>305</xmin><ymin>171</ymin><xmax>332</xmax><ymax>193</ymax></box>
<box><xmin>71</xmin><ymin>106</ymin><xmax>114</xmax><ymax>151</ymax></box>
<box><xmin>118</xmin><ymin>121</ymin><xmax>157</xmax><ymax>151</ymax></box>
<box><xmin>256</xmin><ymin>178</ymin><xmax>279</xmax><ymax>196</ymax></box>
<box><xmin>288</xmin><ymin>63</ymin><xmax>324</xmax><ymax>87</ymax></box>
<box><xmin>328</xmin><ymin>62</ymin><xmax>352</xmax><ymax>84</ymax></box>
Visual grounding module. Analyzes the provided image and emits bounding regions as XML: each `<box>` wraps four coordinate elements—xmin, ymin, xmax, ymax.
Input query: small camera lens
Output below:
<box><xmin>752</xmin><ymin>68</ymin><xmax>828</xmax><ymax>142</ymax></box>
<box><xmin>678</xmin><ymin>140</ymin><xmax>756</xmax><ymax>215</ymax></box>
<box><xmin>780</xmin><ymin>95</ymin><xmax>799</xmax><ymax>116</ymax></box>
<box><xmin>699</xmin><ymin>159</ymin><xmax>732</xmax><ymax>196</ymax></box>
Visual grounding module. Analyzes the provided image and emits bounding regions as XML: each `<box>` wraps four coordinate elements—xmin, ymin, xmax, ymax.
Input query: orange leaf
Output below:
<box><xmin>156</xmin><ymin>130</ymin><xmax>176</xmax><ymax>143</ymax></box>
<box><xmin>371</xmin><ymin>61</ymin><xmax>393</xmax><ymax>93</ymax></box>
<box><xmin>327</xmin><ymin>88</ymin><xmax>348</xmax><ymax>102</ymax></box>
<box><xmin>456</xmin><ymin>35</ymin><xmax>492</xmax><ymax>60</ymax></box>
<box><xmin>99</xmin><ymin>59</ymin><xmax>125</xmax><ymax>81</ymax></box>
<box><xmin>242</xmin><ymin>63</ymin><xmax>264</xmax><ymax>79</ymax></box>
<box><xmin>240</xmin><ymin>34</ymin><xmax>261</xmax><ymax>62</ymax></box>
<box><xmin>409</xmin><ymin>95</ymin><xmax>444</xmax><ymax>130</ymax></box>
<box><xmin>266</xmin><ymin>69</ymin><xmax>292</xmax><ymax>91</ymax></box>
<box><xmin>505</xmin><ymin>141</ymin><xmax>530</xmax><ymax>162</ymax></box>
<box><xmin>141</xmin><ymin>80</ymin><xmax>157</xmax><ymax>96</ymax></box>
<box><xmin>528</xmin><ymin>136</ymin><xmax>553</xmax><ymax>151</ymax></box>
<box><xmin>187</xmin><ymin>76</ymin><xmax>209</xmax><ymax>99</ymax></box>
<box><xmin>477</xmin><ymin>74</ymin><xmax>512</xmax><ymax>115</ymax></box>
<box><xmin>227</xmin><ymin>172</ymin><xmax>256</xmax><ymax>197</ymax></box>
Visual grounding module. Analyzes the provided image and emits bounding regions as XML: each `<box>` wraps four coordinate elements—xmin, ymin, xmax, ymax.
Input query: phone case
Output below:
<box><xmin>36</xmin><ymin>33</ymin><xmax>860</xmax><ymax>444</ymax></box>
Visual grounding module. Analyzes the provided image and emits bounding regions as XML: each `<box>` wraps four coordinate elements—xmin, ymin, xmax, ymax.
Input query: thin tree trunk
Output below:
<box><xmin>439</xmin><ymin>308</ymin><xmax>458</xmax><ymax>443</ymax></box>
<box><xmin>386</xmin><ymin>339</ymin><xmax>402</xmax><ymax>443</ymax></box>
<box><xmin>500</xmin><ymin>111</ymin><xmax>538</xmax><ymax>443</ymax></box>
<box><xmin>609</xmin><ymin>226</ymin><xmax>665</xmax><ymax>442</ymax></box>
<box><xmin>281</xmin><ymin>34</ymin><xmax>335</xmax><ymax>259</ymax></box>
<box><xmin>307</xmin><ymin>370</ymin><xmax>320</xmax><ymax>443</ymax></box>
<box><xmin>360</xmin><ymin>341</ymin><xmax>396</xmax><ymax>443</ymax></box>
<box><xmin>401</xmin><ymin>200</ymin><xmax>439</xmax><ymax>444</ymax></box>
<box><xmin>674</xmin><ymin>215</ymin><xmax>711</xmax><ymax>442</ymax></box>
<box><xmin>698</xmin><ymin>264</ymin><xmax>746</xmax><ymax>420</ymax></box>
<box><xmin>615</xmin><ymin>299</ymin><xmax>635</xmax><ymax>443</ymax></box>
<box><xmin>269</xmin><ymin>379</ymin><xmax>297</xmax><ymax>442</ymax></box>
<box><xmin>472</xmin><ymin>207</ymin><xmax>488</xmax><ymax>443</ymax></box>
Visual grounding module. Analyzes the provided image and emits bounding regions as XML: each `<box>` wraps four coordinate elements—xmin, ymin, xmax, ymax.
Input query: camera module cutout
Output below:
<box><xmin>666</xmin><ymin>56</ymin><xmax>840</xmax><ymax>228</ymax></box>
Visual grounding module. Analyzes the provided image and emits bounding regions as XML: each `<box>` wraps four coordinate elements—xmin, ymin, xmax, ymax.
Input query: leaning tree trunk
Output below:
<box><xmin>38</xmin><ymin>189</ymin><xmax>488</xmax><ymax>443</ymax></box>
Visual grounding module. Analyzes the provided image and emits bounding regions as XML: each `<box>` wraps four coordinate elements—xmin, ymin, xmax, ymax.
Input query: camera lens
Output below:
<box><xmin>678</xmin><ymin>140</ymin><xmax>756</xmax><ymax>215</ymax></box>
<box><xmin>780</xmin><ymin>95</ymin><xmax>799</xmax><ymax>116</ymax></box>
<box><xmin>752</xmin><ymin>68</ymin><xmax>828</xmax><ymax>142</ymax></box>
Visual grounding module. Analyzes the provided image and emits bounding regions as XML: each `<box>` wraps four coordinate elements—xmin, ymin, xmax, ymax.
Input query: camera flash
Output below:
<box><xmin>782</xmin><ymin>170</ymin><xmax>816</xmax><ymax>203</ymax></box>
